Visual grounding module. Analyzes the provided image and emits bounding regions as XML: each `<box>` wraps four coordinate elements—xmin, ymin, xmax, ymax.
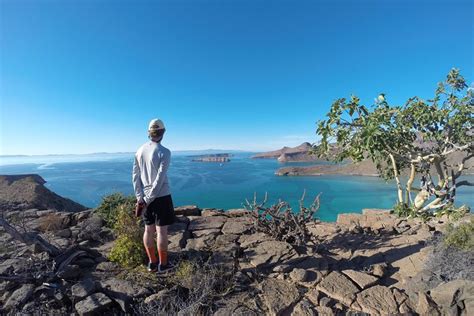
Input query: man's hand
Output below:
<box><xmin>135</xmin><ymin>201</ymin><xmax>147</xmax><ymax>217</ymax></box>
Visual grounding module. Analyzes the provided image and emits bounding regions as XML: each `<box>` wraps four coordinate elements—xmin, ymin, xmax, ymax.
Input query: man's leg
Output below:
<box><xmin>156</xmin><ymin>225</ymin><xmax>169</xmax><ymax>266</ymax></box>
<box><xmin>144</xmin><ymin>224</ymin><xmax>158</xmax><ymax>265</ymax></box>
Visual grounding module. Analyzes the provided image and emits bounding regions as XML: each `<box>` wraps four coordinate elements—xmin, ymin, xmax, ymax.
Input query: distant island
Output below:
<box><xmin>252</xmin><ymin>142</ymin><xmax>317</xmax><ymax>162</ymax></box>
<box><xmin>189</xmin><ymin>153</ymin><xmax>231</xmax><ymax>162</ymax></box>
<box><xmin>253</xmin><ymin>143</ymin><xmax>474</xmax><ymax>177</ymax></box>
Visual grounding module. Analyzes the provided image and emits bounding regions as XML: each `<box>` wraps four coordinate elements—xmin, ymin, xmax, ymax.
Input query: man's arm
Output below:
<box><xmin>132</xmin><ymin>156</ymin><xmax>145</xmax><ymax>203</ymax></box>
<box><xmin>144</xmin><ymin>151</ymin><xmax>170</xmax><ymax>205</ymax></box>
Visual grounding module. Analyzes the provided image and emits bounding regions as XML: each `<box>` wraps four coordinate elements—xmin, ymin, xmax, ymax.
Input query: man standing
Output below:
<box><xmin>132</xmin><ymin>119</ymin><xmax>175</xmax><ymax>273</ymax></box>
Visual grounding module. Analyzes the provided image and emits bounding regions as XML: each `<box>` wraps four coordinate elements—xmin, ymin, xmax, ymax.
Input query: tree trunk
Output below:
<box><xmin>389</xmin><ymin>154</ymin><xmax>404</xmax><ymax>204</ymax></box>
<box><xmin>405</xmin><ymin>163</ymin><xmax>416</xmax><ymax>205</ymax></box>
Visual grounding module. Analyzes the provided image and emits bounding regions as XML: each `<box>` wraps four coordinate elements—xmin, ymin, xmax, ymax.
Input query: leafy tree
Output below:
<box><xmin>314</xmin><ymin>69</ymin><xmax>473</xmax><ymax>215</ymax></box>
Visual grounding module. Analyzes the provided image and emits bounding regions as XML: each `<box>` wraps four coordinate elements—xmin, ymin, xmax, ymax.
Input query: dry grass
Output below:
<box><xmin>38</xmin><ymin>213</ymin><xmax>67</xmax><ymax>232</ymax></box>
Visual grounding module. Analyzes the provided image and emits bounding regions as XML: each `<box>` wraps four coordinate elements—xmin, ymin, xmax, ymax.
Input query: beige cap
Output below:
<box><xmin>148</xmin><ymin>119</ymin><xmax>165</xmax><ymax>131</ymax></box>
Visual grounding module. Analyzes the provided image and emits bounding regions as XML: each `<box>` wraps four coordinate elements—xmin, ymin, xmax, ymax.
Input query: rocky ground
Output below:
<box><xmin>1</xmin><ymin>202</ymin><xmax>473</xmax><ymax>315</ymax></box>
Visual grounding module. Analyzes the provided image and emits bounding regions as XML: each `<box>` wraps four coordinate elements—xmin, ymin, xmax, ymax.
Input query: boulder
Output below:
<box><xmin>259</xmin><ymin>278</ymin><xmax>300</xmax><ymax>315</ymax></box>
<box><xmin>356</xmin><ymin>285</ymin><xmax>398</xmax><ymax>315</ymax></box>
<box><xmin>99</xmin><ymin>278</ymin><xmax>148</xmax><ymax>312</ymax></box>
<box><xmin>226</xmin><ymin>208</ymin><xmax>251</xmax><ymax>217</ymax></box>
<box><xmin>54</xmin><ymin>228</ymin><xmax>72</xmax><ymax>238</ymax></box>
<box><xmin>244</xmin><ymin>240</ymin><xmax>297</xmax><ymax>269</ymax></box>
<box><xmin>238</xmin><ymin>232</ymin><xmax>272</xmax><ymax>248</ymax></box>
<box><xmin>430</xmin><ymin>280</ymin><xmax>474</xmax><ymax>314</ymax></box>
<box><xmin>305</xmin><ymin>289</ymin><xmax>321</xmax><ymax>305</ymax></box>
<box><xmin>174</xmin><ymin>205</ymin><xmax>201</xmax><ymax>216</ymax></box>
<box><xmin>221</xmin><ymin>217</ymin><xmax>252</xmax><ymax>235</ymax></box>
<box><xmin>99</xmin><ymin>278</ymin><xmax>148</xmax><ymax>298</ymax></box>
<box><xmin>144</xmin><ymin>289</ymin><xmax>173</xmax><ymax>306</ymax></box>
<box><xmin>169</xmin><ymin>230</ymin><xmax>192</xmax><ymax>251</ymax></box>
<box><xmin>185</xmin><ymin>234</ymin><xmax>217</xmax><ymax>251</ymax></box>
<box><xmin>71</xmin><ymin>278</ymin><xmax>97</xmax><ymax>300</ymax></box>
<box><xmin>316</xmin><ymin>271</ymin><xmax>359</xmax><ymax>306</ymax></box>
<box><xmin>342</xmin><ymin>269</ymin><xmax>378</xmax><ymax>290</ymax></box>
<box><xmin>291</xmin><ymin>299</ymin><xmax>316</xmax><ymax>316</ymax></box>
<box><xmin>0</xmin><ymin>258</ymin><xmax>24</xmax><ymax>274</ymax></box>
<box><xmin>202</xmin><ymin>208</ymin><xmax>224</xmax><ymax>216</ymax></box>
<box><xmin>290</xmin><ymin>268</ymin><xmax>309</xmax><ymax>283</ymax></box>
<box><xmin>188</xmin><ymin>216</ymin><xmax>227</xmax><ymax>231</ymax></box>
<box><xmin>416</xmin><ymin>292</ymin><xmax>440</xmax><ymax>316</ymax></box>
<box><xmin>3</xmin><ymin>284</ymin><xmax>35</xmax><ymax>311</ymax></box>
<box><xmin>75</xmin><ymin>292</ymin><xmax>114</xmax><ymax>315</ymax></box>
<box><xmin>314</xmin><ymin>306</ymin><xmax>334</xmax><ymax>315</ymax></box>
<box><xmin>192</xmin><ymin>228</ymin><xmax>221</xmax><ymax>238</ymax></box>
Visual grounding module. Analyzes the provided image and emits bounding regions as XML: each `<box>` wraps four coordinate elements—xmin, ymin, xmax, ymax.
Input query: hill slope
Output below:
<box><xmin>0</xmin><ymin>174</ymin><xmax>87</xmax><ymax>211</ymax></box>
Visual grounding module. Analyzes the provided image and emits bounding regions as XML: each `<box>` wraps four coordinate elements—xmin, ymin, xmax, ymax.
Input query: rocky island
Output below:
<box><xmin>0</xmin><ymin>174</ymin><xmax>473</xmax><ymax>315</ymax></box>
<box><xmin>252</xmin><ymin>142</ymin><xmax>317</xmax><ymax>162</ymax></box>
<box><xmin>190</xmin><ymin>153</ymin><xmax>231</xmax><ymax>163</ymax></box>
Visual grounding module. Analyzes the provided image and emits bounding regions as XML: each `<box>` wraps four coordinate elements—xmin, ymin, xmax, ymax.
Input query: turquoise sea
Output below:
<box><xmin>1</xmin><ymin>152</ymin><xmax>473</xmax><ymax>222</ymax></box>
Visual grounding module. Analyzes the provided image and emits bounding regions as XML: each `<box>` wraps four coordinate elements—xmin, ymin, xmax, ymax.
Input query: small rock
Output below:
<box><xmin>342</xmin><ymin>269</ymin><xmax>378</xmax><ymax>290</ymax></box>
<box><xmin>334</xmin><ymin>302</ymin><xmax>344</xmax><ymax>310</ymax></box>
<box><xmin>291</xmin><ymin>299</ymin><xmax>316</xmax><ymax>316</ymax></box>
<box><xmin>371</xmin><ymin>263</ymin><xmax>388</xmax><ymax>277</ymax></box>
<box><xmin>95</xmin><ymin>261</ymin><xmax>119</xmax><ymax>272</ymax></box>
<box><xmin>305</xmin><ymin>289</ymin><xmax>321</xmax><ymax>305</ymax></box>
<box><xmin>144</xmin><ymin>289</ymin><xmax>173</xmax><ymax>305</ymax></box>
<box><xmin>75</xmin><ymin>292</ymin><xmax>113</xmax><ymax>315</ymax></box>
<box><xmin>290</xmin><ymin>268</ymin><xmax>309</xmax><ymax>282</ymax></box>
<box><xmin>315</xmin><ymin>306</ymin><xmax>334</xmax><ymax>315</ymax></box>
<box><xmin>319</xmin><ymin>296</ymin><xmax>333</xmax><ymax>307</ymax></box>
<box><xmin>71</xmin><ymin>278</ymin><xmax>97</xmax><ymax>300</ymax></box>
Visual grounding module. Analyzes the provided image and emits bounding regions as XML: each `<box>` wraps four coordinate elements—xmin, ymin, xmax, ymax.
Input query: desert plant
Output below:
<box><xmin>133</xmin><ymin>258</ymin><xmax>236</xmax><ymax>315</ymax></box>
<box><xmin>108</xmin><ymin>203</ymin><xmax>146</xmax><ymax>268</ymax></box>
<box><xmin>425</xmin><ymin>220</ymin><xmax>474</xmax><ymax>283</ymax></box>
<box><xmin>38</xmin><ymin>213</ymin><xmax>68</xmax><ymax>232</ymax></box>
<box><xmin>314</xmin><ymin>68</ymin><xmax>473</xmax><ymax>216</ymax></box>
<box><xmin>444</xmin><ymin>219</ymin><xmax>474</xmax><ymax>251</ymax></box>
<box><xmin>95</xmin><ymin>192</ymin><xmax>136</xmax><ymax>228</ymax></box>
<box><xmin>244</xmin><ymin>191</ymin><xmax>320</xmax><ymax>246</ymax></box>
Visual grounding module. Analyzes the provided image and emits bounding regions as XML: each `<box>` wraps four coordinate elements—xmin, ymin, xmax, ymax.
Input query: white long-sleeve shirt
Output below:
<box><xmin>132</xmin><ymin>141</ymin><xmax>171</xmax><ymax>205</ymax></box>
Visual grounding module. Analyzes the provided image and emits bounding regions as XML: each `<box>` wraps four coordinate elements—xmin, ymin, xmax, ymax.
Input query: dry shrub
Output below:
<box><xmin>133</xmin><ymin>258</ymin><xmax>235</xmax><ymax>315</ymax></box>
<box><xmin>38</xmin><ymin>213</ymin><xmax>68</xmax><ymax>232</ymax></box>
<box><xmin>425</xmin><ymin>219</ymin><xmax>474</xmax><ymax>282</ymax></box>
<box><xmin>245</xmin><ymin>191</ymin><xmax>320</xmax><ymax>246</ymax></box>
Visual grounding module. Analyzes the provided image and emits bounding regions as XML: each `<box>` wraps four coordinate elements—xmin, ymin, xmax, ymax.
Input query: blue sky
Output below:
<box><xmin>1</xmin><ymin>0</ymin><xmax>473</xmax><ymax>155</ymax></box>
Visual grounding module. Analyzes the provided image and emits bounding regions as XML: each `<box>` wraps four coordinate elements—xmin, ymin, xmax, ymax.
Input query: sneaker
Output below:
<box><xmin>147</xmin><ymin>262</ymin><xmax>158</xmax><ymax>272</ymax></box>
<box><xmin>157</xmin><ymin>263</ymin><xmax>175</xmax><ymax>274</ymax></box>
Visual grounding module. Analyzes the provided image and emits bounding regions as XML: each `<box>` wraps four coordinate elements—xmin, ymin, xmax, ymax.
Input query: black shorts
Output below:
<box><xmin>144</xmin><ymin>195</ymin><xmax>176</xmax><ymax>226</ymax></box>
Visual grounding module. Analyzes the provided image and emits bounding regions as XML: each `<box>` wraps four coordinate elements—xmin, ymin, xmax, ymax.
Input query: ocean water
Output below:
<box><xmin>1</xmin><ymin>152</ymin><xmax>473</xmax><ymax>222</ymax></box>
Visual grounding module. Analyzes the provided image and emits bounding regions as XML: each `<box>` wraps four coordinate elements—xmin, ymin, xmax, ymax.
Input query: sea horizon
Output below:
<box><xmin>1</xmin><ymin>152</ymin><xmax>473</xmax><ymax>222</ymax></box>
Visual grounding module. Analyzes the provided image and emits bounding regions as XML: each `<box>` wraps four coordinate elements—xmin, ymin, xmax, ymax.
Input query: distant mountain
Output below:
<box><xmin>252</xmin><ymin>142</ymin><xmax>317</xmax><ymax>162</ymax></box>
